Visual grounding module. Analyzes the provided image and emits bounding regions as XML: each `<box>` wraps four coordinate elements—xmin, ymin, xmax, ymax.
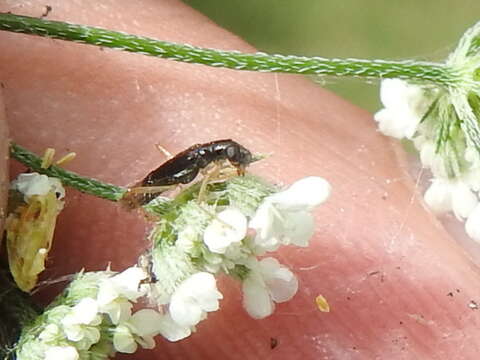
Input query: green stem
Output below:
<box><xmin>10</xmin><ymin>143</ymin><xmax>127</xmax><ymax>201</ymax></box>
<box><xmin>0</xmin><ymin>13</ymin><xmax>458</xmax><ymax>86</ymax></box>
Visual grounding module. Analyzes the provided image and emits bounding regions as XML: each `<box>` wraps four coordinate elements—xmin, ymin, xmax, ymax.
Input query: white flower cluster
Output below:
<box><xmin>374</xmin><ymin>78</ymin><xmax>480</xmax><ymax>241</ymax></box>
<box><xmin>373</xmin><ymin>22</ymin><xmax>480</xmax><ymax>242</ymax></box>
<box><xmin>148</xmin><ymin>176</ymin><xmax>331</xmax><ymax>339</ymax></box>
<box><xmin>16</xmin><ymin>267</ymin><xmax>170</xmax><ymax>360</ymax></box>
<box><xmin>16</xmin><ymin>175</ymin><xmax>331</xmax><ymax>359</ymax></box>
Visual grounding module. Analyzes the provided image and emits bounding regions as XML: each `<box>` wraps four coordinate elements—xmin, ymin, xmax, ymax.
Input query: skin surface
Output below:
<box><xmin>1</xmin><ymin>1</ymin><xmax>480</xmax><ymax>359</ymax></box>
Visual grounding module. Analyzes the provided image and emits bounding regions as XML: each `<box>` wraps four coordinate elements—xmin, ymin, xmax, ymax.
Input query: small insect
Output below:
<box><xmin>123</xmin><ymin>139</ymin><xmax>253</xmax><ymax>207</ymax></box>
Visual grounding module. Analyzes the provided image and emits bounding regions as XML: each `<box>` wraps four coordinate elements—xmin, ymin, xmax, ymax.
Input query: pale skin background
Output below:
<box><xmin>1</xmin><ymin>1</ymin><xmax>480</xmax><ymax>359</ymax></box>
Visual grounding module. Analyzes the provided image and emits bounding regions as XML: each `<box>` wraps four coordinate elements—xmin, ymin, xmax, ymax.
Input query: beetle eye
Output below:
<box><xmin>226</xmin><ymin>145</ymin><xmax>237</xmax><ymax>160</ymax></box>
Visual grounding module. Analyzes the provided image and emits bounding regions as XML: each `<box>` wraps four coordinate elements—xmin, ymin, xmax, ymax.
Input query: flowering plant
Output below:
<box><xmin>9</xmin><ymin>167</ymin><xmax>331</xmax><ymax>359</ymax></box>
<box><xmin>2</xmin><ymin>3</ymin><xmax>480</xmax><ymax>359</ymax></box>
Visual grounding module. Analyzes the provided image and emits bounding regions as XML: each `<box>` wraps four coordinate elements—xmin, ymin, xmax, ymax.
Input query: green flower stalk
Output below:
<box><xmin>10</xmin><ymin>143</ymin><xmax>126</xmax><ymax>202</ymax></box>
<box><xmin>0</xmin><ymin>13</ymin><xmax>457</xmax><ymax>86</ymax></box>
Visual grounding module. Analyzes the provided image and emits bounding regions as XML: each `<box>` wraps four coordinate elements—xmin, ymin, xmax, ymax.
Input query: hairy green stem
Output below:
<box><xmin>0</xmin><ymin>13</ymin><xmax>458</xmax><ymax>86</ymax></box>
<box><xmin>0</xmin><ymin>265</ymin><xmax>40</xmax><ymax>360</ymax></box>
<box><xmin>10</xmin><ymin>143</ymin><xmax>127</xmax><ymax>201</ymax></box>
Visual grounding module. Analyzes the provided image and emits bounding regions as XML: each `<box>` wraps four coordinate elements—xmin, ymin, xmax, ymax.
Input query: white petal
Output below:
<box><xmin>282</xmin><ymin>211</ymin><xmax>315</xmax><ymax>247</ymax></box>
<box><xmin>466</xmin><ymin>204</ymin><xmax>480</xmax><ymax>242</ymax></box>
<box><xmin>136</xmin><ymin>335</ymin><xmax>156</xmax><ymax>350</ymax></box>
<box><xmin>424</xmin><ymin>180</ymin><xmax>452</xmax><ymax>214</ymax></box>
<box><xmin>379</xmin><ymin>79</ymin><xmax>409</xmax><ymax>109</ymax></box>
<box><xmin>63</xmin><ymin>324</ymin><xmax>83</xmax><ymax>342</ymax></box>
<box><xmin>39</xmin><ymin>324</ymin><xmax>61</xmax><ymax>342</ymax></box>
<box><xmin>110</xmin><ymin>266</ymin><xmax>148</xmax><ymax>301</ymax></box>
<box><xmin>374</xmin><ymin>109</ymin><xmax>408</xmax><ymax>139</ymax></box>
<box><xmin>81</xmin><ymin>326</ymin><xmax>101</xmax><ymax>347</ymax></box>
<box><xmin>249</xmin><ymin>202</ymin><xmax>278</xmax><ymax>244</ymax></box>
<box><xmin>465</xmin><ymin>147</ymin><xmax>480</xmax><ymax>164</ymax></box>
<box><xmin>170</xmin><ymin>296</ymin><xmax>203</xmax><ymax>327</ymax></box>
<box><xmin>465</xmin><ymin>168</ymin><xmax>480</xmax><ymax>192</ymax></box>
<box><xmin>157</xmin><ymin>313</ymin><xmax>192</xmax><ymax>342</ymax></box>
<box><xmin>113</xmin><ymin>325</ymin><xmax>137</xmax><ymax>354</ymax></box>
<box><xmin>204</xmin><ymin>208</ymin><xmax>248</xmax><ymax>253</ymax></box>
<box><xmin>242</xmin><ymin>275</ymin><xmax>274</xmax><ymax>319</ymax></box>
<box><xmin>99</xmin><ymin>298</ymin><xmax>133</xmax><ymax>325</ymax></box>
<box><xmin>269</xmin><ymin>177</ymin><xmax>331</xmax><ymax>211</ymax></box>
<box><xmin>44</xmin><ymin>346</ymin><xmax>79</xmax><ymax>360</ymax></box>
<box><xmin>96</xmin><ymin>281</ymin><xmax>118</xmax><ymax>306</ymax></box>
<box><xmin>71</xmin><ymin>298</ymin><xmax>99</xmax><ymax>325</ymax></box>
<box><xmin>129</xmin><ymin>309</ymin><xmax>164</xmax><ymax>337</ymax></box>
<box><xmin>419</xmin><ymin>140</ymin><xmax>436</xmax><ymax>168</ymax></box>
<box><xmin>451</xmin><ymin>183</ymin><xmax>478</xmax><ymax>219</ymax></box>
<box><xmin>178</xmin><ymin>272</ymin><xmax>222</xmax><ymax>310</ymax></box>
<box><xmin>259</xmin><ymin>258</ymin><xmax>298</xmax><ymax>303</ymax></box>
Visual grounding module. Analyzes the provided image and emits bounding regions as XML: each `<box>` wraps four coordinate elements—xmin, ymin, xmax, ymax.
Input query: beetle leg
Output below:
<box><xmin>121</xmin><ymin>184</ymin><xmax>177</xmax><ymax>209</ymax></box>
<box><xmin>197</xmin><ymin>163</ymin><xmax>223</xmax><ymax>202</ymax></box>
<box><xmin>154</xmin><ymin>143</ymin><xmax>174</xmax><ymax>159</ymax></box>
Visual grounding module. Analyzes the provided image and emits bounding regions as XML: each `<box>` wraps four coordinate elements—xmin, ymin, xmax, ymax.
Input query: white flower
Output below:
<box><xmin>61</xmin><ymin>298</ymin><xmax>101</xmax><ymax>348</ymax></box>
<box><xmin>11</xmin><ymin>172</ymin><xmax>65</xmax><ymax>200</ymax></box>
<box><xmin>424</xmin><ymin>178</ymin><xmax>478</xmax><ymax>219</ymax></box>
<box><xmin>44</xmin><ymin>346</ymin><xmax>79</xmax><ymax>360</ymax></box>
<box><xmin>39</xmin><ymin>324</ymin><xmax>61</xmax><ymax>342</ymax></box>
<box><xmin>374</xmin><ymin>79</ymin><xmax>431</xmax><ymax>139</ymax></box>
<box><xmin>96</xmin><ymin>267</ymin><xmax>147</xmax><ymax>325</ymax></box>
<box><xmin>203</xmin><ymin>207</ymin><xmax>248</xmax><ymax>253</ymax></box>
<box><xmin>169</xmin><ymin>272</ymin><xmax>223</xmax><ymax>327</ymax></box>
<box><xmin>113</xmin><ymin>309</ymin><xmax>163</xmax><ymax>353</ymax></box>
<box><xmin>249</xmin><ymin>177</ymin><xmax>330</xmax><ymax>252</ymax></box>
<box><xmin>242</xmin><ymin>257</ymin><xmax>298</xmax><ymax>319</ymax></box>
<box><xmin>61</xmin><ymin>298</ymin><xmax>102</xmax><ymax>349</ymax></box>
